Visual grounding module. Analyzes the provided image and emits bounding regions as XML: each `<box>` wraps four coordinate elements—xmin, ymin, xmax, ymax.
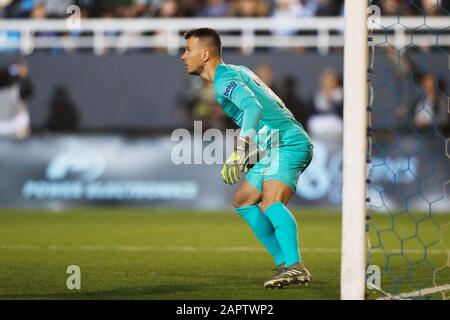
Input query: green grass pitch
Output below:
<box><xmin>0</xmin><ymin>209</ymin><xmax>448</xmax><ymax>300</ymax></box>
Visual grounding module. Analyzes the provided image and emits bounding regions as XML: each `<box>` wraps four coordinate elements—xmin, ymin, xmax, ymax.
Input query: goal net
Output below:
<box><xmin>342</xmin><ymin>0</ymin><xmax>450</xmax><ymax>300</ymax></box>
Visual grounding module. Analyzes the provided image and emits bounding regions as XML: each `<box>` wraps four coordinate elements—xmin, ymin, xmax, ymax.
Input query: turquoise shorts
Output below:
<box><xmin>245</xmin><ymin>143</ymin><xmax>313</xmax><ymax>193</ymax></box>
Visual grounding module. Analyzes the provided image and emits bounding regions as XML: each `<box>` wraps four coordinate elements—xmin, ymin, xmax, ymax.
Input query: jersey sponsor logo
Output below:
<box><xmin>223</xmin><ymin>81</ymin><xmax>237</xmax><ymax>97</ymax></box>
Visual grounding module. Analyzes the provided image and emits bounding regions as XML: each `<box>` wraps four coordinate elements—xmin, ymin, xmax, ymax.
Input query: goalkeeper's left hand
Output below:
<box><xmin>221</xmin><ymin>137</ymin><xmax>259</xmax><ymax>185</ymax></box>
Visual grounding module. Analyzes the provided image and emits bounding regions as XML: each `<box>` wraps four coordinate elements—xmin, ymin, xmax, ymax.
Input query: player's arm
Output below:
<box><xmin>217</xmin><ymin>77</ymin><xmax>263</xmax><ymax>185</ymax></box>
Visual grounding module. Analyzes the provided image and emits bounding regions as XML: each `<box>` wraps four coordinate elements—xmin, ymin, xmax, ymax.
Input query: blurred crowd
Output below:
<box><xmin>0</xmin><ymin>61</ymin><xmax>32</xmax><ymax>139</ymax></box>
<box><xmin>0</xmin><ymin>60</ymin><xmax>81</xmax><ymax>139</ymax></box>
<box><xmin>0</xmin><ymin>0</ymin><xmax>448</xmax><ymax>55</ymax></box>
<box><xmin>0</xmin><ymin>0</ymin><xmax>449</xmax><ymax>139</ymax></box>
<box><xmin>0</xmin><ymin>0</ymin><xmax>340</xmax><ymax>19</ymax></box>
<box><xmin>0</xmin><ymin>0</ymin><xmax>449</xmax><ymax>19</ymax></box>
<box><xmin>1</xmin><ymin>53</ymin><xmax>449</xmax><ymax>140</ymax></box>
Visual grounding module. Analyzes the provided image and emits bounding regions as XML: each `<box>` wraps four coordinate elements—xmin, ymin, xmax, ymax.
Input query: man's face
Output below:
<box><xmin>181</xmin><ymin>37</ymin><xmax>206</xmax><ymax>75</ymax></box>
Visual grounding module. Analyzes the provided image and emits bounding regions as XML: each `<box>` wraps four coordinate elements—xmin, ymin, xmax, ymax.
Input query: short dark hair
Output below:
<box><xmin>184</xmin><ymin>28</ymin><xmax>222</xmax><ymax>56</ymax></box>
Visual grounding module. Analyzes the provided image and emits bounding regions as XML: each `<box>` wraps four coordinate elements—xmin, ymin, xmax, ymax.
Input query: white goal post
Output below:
<box><xmin>341</xmin><ymin>0</ymin><xmax>369</xmax><ymax>300</ymax></box>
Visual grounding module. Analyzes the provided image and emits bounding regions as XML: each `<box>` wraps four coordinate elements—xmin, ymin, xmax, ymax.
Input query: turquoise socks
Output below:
<box><xmin>236</xmin><ymin>205</ymin><xmax>285</xmax><ymax>265</ymax></box>
<box><xmin>264</xmin><ymin>202</ymin><xmax>301</xmax><ymax>267</ymax></box>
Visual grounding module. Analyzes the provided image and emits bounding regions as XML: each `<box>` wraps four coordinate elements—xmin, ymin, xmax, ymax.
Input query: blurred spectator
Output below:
<box><xmin>271</xmin><ymin>0</ymin><xmax>315</xmax><ymax>36</ymax></box>
<box><xmin>229</xmin><ymin>0</ymin><xmax>270</xmax><ymax>17</ymax></box>
<box><xmin>45</xmin><ymin>86</ymin><xmax>80</xmax><ymax>132</ymax></box>
<box><xmin>408</xmin><ymin>73</ymin><xmax>449</xmax><ymax>134</ymax></box>
<box><xmin>254</xmin><ymin>63</ymin><xmax>311</xmax><ymax>127</ymax></box>
<box><xmin>75</xmin><ymin>0</ymin><xmax>103</xmax><ymax>18</ymax></box>
<box><xmin>279</xmin><ymin>76</ymin><xmax>310</xmax><ymax>126</ymax></box>
<box><xmin>98</xmin><ymin>0</ymin><xmax>132</xmax><ymax>17</ymax></box>
<box><xmin>177</xmin><ymin>77</ymin><xmax>227</xmax><ymax>131</ymax></box>
<box><xmin>153</xmin><ymin>0</ymin><xmax>205</xmax><ymax>17</ymax></box>
<box><xmin>195</xmin><ymin>0</ymin><xmax>227</xmax><ymax>17</ymax></box>
<box><xmin>307</xmin><ymin>69</ymin><xmax>343</xmax><ymax>137</ymax></box>
<box><xmin>312</xmin><ymin>69</ymin><xmax>343</xmax><ymax>116</ymax></box>
<box><xmin>154</xmin><ymin>0</ymin><xmax>181</xmax><ymax>17</ymax></box>
<box><xmin>0</xmin><ymin>62</ymin><xmax>33</xmax><ymax>139</ymax></box>
<box><xmin>1</xmin><ymin>0</ymin><xmax>35</xmax><ymax>18</ymax></box>
<box><xmin>374</xmin><ymin>0</ymin><xmax>416</xmax><ymax>16</ymax></box>
<box><xmin>314</xmin><ymin>0</ymin><xmax>343</xmax><ymax>16</ymax></box>
<box><xmin>128</xmin><ymin>0</ymin><xmax>153</xmax><ymax>17</ymax></box>
<box><xmin>34</xmin><ymin>0</ymin><xmax>75</xmax><ymax>18</ymax></box>
<box><xmin>177</xmin><ymin>0</ymin><xmax>203</xmax><ymax>17</ymax></box>
<box><xmin>255</xmin><ymin>63</ymin><xmax>278</xmax><ymax>93</ymax></box>
<box><xmin>381</xmin><ymin>47</ymin><xmax>424</xmax><ymax>129</ymax></box>
<box><xmin>30</xmin><ymin>1</ymin><xmax>46</xmax><ymax>18</ymax></box>
<box><xmin>421</xmin><ymin>0</ymin><xmax>450</xmax><ymax>15</ymax></box>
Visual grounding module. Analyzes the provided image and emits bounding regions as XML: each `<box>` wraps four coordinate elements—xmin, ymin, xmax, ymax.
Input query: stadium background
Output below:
<box><xmin>0</xmin><ymin>0</ymin><xmax>449</xmax><ymax>300</ymax></box>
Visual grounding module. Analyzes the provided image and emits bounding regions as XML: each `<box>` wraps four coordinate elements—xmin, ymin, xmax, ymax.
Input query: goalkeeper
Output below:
<box><xmin>181</xmin><ymin>28</ymin><xmax>314</xmax><ymax>289</ymax></box>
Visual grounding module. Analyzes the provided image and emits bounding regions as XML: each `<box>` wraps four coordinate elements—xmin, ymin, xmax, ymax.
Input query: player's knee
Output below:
<box><xmin>232</xmin><ymin>194</ymin><xmax>247</xmax><ymax>208</ymax></box>
<box><xmin>231</xmin><ymin>194</ymin><xmax>241</xmax><ymax>208</ymax></box>
<box><xmin>260</xmin><ymin>200</ymin><xmax>275</xmax><ymax>213</ymax></box>
<box><xmin>260</xmin><ymin>196</ymin><xmax>286</xmax><ymax>213</ymax></box>
<box><xmin>232</xmin><ymin>197</ymin><xmax>241</xmax><ymax>209</ymax></box>
<box><xmin>232</xmin><ymin>192</ymin><xmax>258</xmax><ymax>208</ymax></box>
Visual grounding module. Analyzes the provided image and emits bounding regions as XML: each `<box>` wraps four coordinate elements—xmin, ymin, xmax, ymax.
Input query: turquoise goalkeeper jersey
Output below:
<box><xmin>212</xmin><ymin>62</ymin><xmax>311</xmax><ymax>150</ymax></box>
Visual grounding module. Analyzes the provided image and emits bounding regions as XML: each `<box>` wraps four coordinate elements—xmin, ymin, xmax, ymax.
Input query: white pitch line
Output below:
<box><xmin>376</xmin><ymin>284</ymin><xmax>450</xmax><ymax>300</ymax></box>
<box><xmin>0</xmin><ymin>244</ymin><xmax>448</xmax><ymax>255</ymax></box>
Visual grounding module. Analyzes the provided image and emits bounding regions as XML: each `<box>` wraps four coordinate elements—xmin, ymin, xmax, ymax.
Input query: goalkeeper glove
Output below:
<box><xmin>221</xmin><ymin>137</ymin><xmax>260</xmax><ymax>185</ymax></box>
